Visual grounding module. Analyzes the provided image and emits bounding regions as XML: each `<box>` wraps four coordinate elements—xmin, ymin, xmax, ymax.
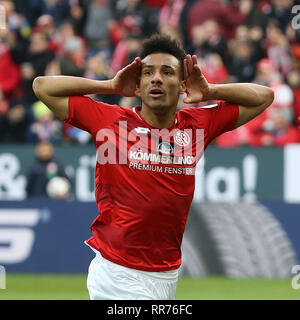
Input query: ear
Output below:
<box><xmin>180</xmin><ymin>80</ymin><xmax>186</xmax><ymax>94</ymax></box>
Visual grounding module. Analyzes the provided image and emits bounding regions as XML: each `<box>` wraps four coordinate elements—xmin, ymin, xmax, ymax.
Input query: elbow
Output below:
<box><xmin>32</xmin><ymin>76</ymin><xmax>45</xmax><ymax>98</ymax></box>
<box><xmin>259</xmin><ymin>87</ymin><xmax>274</xmax><ymax>110</ymax></box>
<box><xmin>266</xmin><ymin>87</ymin><xmax>274</xmax><ymax>107</ymax></box>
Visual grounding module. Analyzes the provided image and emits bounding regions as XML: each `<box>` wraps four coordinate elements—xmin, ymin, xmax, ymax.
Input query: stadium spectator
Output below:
<box><xmin>189</xmin><ymin>20</ymin><xmax>227</xmax><ymax>62</ymax></box>
<box><xmin>26</xmin><ymin>30</ymin><xmax>56</xmax><ymax>76</ymax></box>
<box><xmin>249</xmin><ymin>108</ymin><xmax>300</xmax><ymax>146</ymax></box>
<box><xmin>158</xmin><ymin>22</ymin><xmax>183</xmax><ymax>44</ymax></box>
<box><xmin>0</xmin><ymin>102</ymin><xmax>30</xmax><ymax>143</ymax></box>
<box><xmin>157</xmin><ymin>0</ymin><xmax>185</xmax><ymax>44</ymax></box>
<box><xmin>35</xmin><ymin>14</ymin><xmax>55</xmax><ymax>38</ymax></box>
<box><xmin>62</xmin><ymin>122</ymin><xmax>91</xmax><ymax>144</ymax></box>
<box><xmin>243</xmin><ymin>0</ymin><xmax>270</xmax><ymax>28</ymax></box>
<box><xmin>49</xmin><ymin>20</ymin><xmax>82</xmax><ymax>59</ymax></box>
<box><xmin>248</xmin><ymin>25</ymin><xmax>266</xmax><ymax>62</ymax></box>
<box><xmin>178</xmin><ymin>0</ymin><xmax>197</xmax><ymax>49</ymax></box>
<box><xmin>262</xmin><ymin>0</ymin><xmax>294</xmax><ymax>32</ymax></box>
<box><xmin>214</xmin><ymin>125</ymin><xmax>251</xmax><ymax>148</ymax></box>
<box><xmin>217</xmin><ymin>55</ymin><xmax>298</xmax><ymax>148</ymax></box>
<box><xmin>13</xmin><ymin>0</ymin><xmax>44</xmax><ymax>28</ymax></box>
<box><xmin>39</xmin><ymin>0</ymin><xmax>71</xmax><ymax>27</ymax></box>
<box><xmin>85</xmin><ymin>51</ymin><xmax>110</xmax><ymax>81</ymax></box>
<box><xmin>199</xmin><ymin>53</ymin><xmax>229</xmax><ymax>85</ymax></box>
<box><xmin>110</xmin><ymin>34</ymin><xmax>142</xmax><ymax>75</ymax></box>
<box><xmin>264</xmin><ymin>20</ymin><xmax>292</xmax><ymax>76</ymax></box>
<box><xmin>68</xmin><ymin>1</ymin><xmax>87</xmax><ymax>36</ymax></box>
<box><xmin>250</xmin><ymin>58</ymin><xmax>294</xmax><ymax>132</ymax></box>
<box><xmin>84</xmin><ymin>51</ymin><xmax>119</xmax><ymax>104</ymax></box>
<box><xmin>2</xmin><ymin>0</ymin><xmax>31</xmax><ymax>40</ymax></box>
<box><xmin>0</xmin><ymin>29</ymin><xmax>21</xmax><ymax>101</ymax></box>
<box><xmin>15</xmin><ymin>31</ymin><xmax>55</xmax><ymax>105</ymax></box>
<box><xmin>227</xmin><ymin>24</ymin><xmax>265</xmax><ymax>68</ymax></box>
<box><xmin>287</xmin><ymin>69</ymin><xmax>300</xmax><ymax>128</ymax></box>
<box><xmin>26</xmin><ymin>140</ymin><xmax>68</xmax><ymax>197</ymax></box>
<box><xmin>34</xmin><ymin>14</ymin><xmax>58</xmax><ymax>52</ymax></box>
<box><xmin>27</xmin><ymin>100</ymin><xmax>62</xmax><ymax>143</ymax></box>
<box><xmin>83</xmin><ymin>0</ymin><xmax>112</xmax><ymax>54</ymax></box>
<box><xmin>187</xmin><ymin>0</ymin><xmax>251</xmax><ymax>41</ymax></box>
<box><xmin>110</xmin><ymin>0</ymin><xmax>158</xmax><ymax>42</ymax></box>
<box><xmin>227</xmin><ymin>40</ymin><xmax>257</xmax><ymax>83</ymax></box>
<box><xmin>158</xmin><ymin>0</ymin><xmax>186</xmax><ymax>32</ymax></box>
<box><xmin>59</xmin><ymin>36</ymin><xmax>86</xmax><ymax>77</ymax></box>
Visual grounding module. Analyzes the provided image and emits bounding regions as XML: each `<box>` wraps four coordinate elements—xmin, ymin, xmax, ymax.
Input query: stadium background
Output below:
<box><xmin>0</xmin><ymin>0</ymin><xmax>300</xmax><ymax>299</ymax></box>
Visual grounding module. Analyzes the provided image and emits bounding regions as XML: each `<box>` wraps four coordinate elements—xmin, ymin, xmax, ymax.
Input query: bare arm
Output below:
<box><xmin>32</xmin><ymin>57</ymin><xmax>142</xmax><ymax>119</ymax></box>
<box><xmin>32</xmin><ymin>76</ymin><xmax>117</xmax><ymax>119</ymax></box>
<box><xmin>184</xmin><ymin>55</ymin><xmax>274</xmax><ymax>128</ymax></box>
<box><xmin>204</xmin><ymin>83</ymin><xmax>274</xmax><ymax>128</ymax></box>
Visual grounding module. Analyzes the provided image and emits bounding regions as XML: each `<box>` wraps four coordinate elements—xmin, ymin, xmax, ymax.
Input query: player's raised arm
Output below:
<box><xmin>205</xmin><ymin>82</ymin><xmax>274</xmax><ymax>128</ymax></box>
<box><xmin>32</xmin><ymin>57</ymin><xmax>142</xmax><ymax>119</ymax></box>
<box><xmin>32</xmin><ymin>76</ymin><xmax>115</xmax><ymax>119</ymax></box>
<box><xmin>183</xmin><ymin>54</ymin><xmax>274</xmax><ymax>128</ymax></box>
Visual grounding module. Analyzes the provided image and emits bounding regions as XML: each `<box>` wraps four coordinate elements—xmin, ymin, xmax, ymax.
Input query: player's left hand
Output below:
<box><xmin>183</xmin><ymin>54</ymin><xmax>212</xmax><ymax>104</ymax></box>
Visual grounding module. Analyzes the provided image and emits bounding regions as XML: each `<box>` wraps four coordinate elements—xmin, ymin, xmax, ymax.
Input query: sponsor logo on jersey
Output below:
<box><xmin>129</xmin><ymin>150</ymin><xmax>194</xmax><ymax>165</ymax></box>
<box><xmin>157</xmin><ymin>139</ymin><xmax>174</xmax><ymax>155</ymax></box>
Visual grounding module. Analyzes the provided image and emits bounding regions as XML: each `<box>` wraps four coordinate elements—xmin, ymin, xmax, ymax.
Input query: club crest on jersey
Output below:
<box><xmin>157</xmin><ymin>139</ymin><xmax>174</xmax><ymax>155</ymax></box>
<box><xmin>174</xmin><ymin>130</ymin><xmax>191</xmax><ymax>147</ymax></box>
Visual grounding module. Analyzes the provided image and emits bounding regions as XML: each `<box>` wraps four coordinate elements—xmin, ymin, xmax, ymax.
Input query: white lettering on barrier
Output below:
<box><xmin>284</xmin><ymin>144</ymin><xmax>300</xmax><ymax>203</ymax></box>
<box><xmin>194</xmin><ymin>154</ymin><xmax>259</xmax><ymax>202</ymax></box>
<box><xmin>0</xmin><ymin>153</ymin><xmax>26</xmax><ymax>200</ymax></box>
<box><xmin>0</xmin><ymin>209</ymin><xmax>40</xmax><ymax>264</ymax></box>
<box><xmin>75</xmin><ymin>155</ymin><xmax>96</xmax><ymax>202</ymax></box>
<box><xmin>291</xmin><ymin>265</ymin><xmax>300</xmax><ymax>290</ymax></box>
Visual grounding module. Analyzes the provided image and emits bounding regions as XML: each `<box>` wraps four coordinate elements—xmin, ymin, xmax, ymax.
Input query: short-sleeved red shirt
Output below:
<box><xmin>64</xmin><ymin>96</ymin><xmax>239</xmax><ymax>271</ymax></box>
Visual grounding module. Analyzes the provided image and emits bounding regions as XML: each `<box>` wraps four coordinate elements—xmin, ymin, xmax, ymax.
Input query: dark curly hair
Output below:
<box><xmin>138</xmin><ymin>34</ymin><xmax>186</xmax><ymax>79</ymax></box>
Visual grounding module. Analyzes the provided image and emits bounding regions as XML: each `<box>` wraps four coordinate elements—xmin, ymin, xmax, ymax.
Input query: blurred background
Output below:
<box><xmin>0</xmin><ymin>0</ymin><xmax>300</xmax><ymax>299</ymax></box>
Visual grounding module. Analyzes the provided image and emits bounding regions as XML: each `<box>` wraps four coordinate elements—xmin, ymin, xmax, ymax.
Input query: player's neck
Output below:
<box><xmin>140</xmin><ymin>105</ymin><xmax>176</xmax><ymax>128</ymax></box>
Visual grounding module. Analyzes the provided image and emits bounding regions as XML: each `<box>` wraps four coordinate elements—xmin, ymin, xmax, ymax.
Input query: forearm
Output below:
<box><xmin>206</xmin><ymin>83</ymin><xmax>274</xmax><ymax>107</ymax></box>
<box><xmin>33</xmin><ymin>76</ymin><xmax>118</xmax><ymax>97</ymax></box>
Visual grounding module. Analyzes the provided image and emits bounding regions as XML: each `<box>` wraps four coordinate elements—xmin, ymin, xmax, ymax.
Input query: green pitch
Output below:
<box><xmin>0</xmin><ymin>274</ymin><xmax>299</xmax><ymax>300</ymax></box>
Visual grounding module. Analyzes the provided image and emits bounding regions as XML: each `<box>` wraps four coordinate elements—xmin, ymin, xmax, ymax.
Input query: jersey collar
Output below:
<box><xmin>132</xmin><ymin>106</ymin><xmax>178</xmax><ymax>129</ymax></box>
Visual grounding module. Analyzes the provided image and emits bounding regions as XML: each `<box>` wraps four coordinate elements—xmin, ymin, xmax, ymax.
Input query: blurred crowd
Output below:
<box><xmin>0</xmin><ymin>0</ymin><xmax>300</xmax><ymax>147</ymax></box>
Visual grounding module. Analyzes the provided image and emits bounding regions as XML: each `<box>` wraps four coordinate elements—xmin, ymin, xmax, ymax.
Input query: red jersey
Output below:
<box><xmin>64</xmin><ymin>96</ymin><xmax>239</xmax><ymax>271</ymax></box>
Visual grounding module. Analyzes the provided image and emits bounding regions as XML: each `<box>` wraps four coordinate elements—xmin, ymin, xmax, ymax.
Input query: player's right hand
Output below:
<box><xmin>111</xmin><ymin>57</ymin><xmax>142</xmax><ymax>97</ymax></box>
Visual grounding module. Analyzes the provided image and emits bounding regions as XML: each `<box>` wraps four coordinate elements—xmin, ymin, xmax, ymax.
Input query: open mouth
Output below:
<box><xmin>149</xmin><ymin>88</ymin><xmax>164</xmax><ymax>98</ymax></box>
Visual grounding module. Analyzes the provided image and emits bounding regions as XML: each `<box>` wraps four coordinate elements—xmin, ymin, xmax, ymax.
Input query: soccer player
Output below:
<box><xmin>32</xmin><ymin>34</ymin><xmax>274</xmax><ymax>300</ymax></box>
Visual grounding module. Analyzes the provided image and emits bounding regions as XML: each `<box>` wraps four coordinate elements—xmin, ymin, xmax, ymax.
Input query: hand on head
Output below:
<box><xmin>112</xmin><ymin>57</ymin><xmax>142</xmax><ymax>97</ymax></box>
<box><xmin>183</xmin><ymin>54</ymin><xmax>211</xmax><ymax>104</ymax></box>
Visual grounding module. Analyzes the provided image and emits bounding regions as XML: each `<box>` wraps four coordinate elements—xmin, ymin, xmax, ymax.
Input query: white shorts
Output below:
<box><xmin>86</xmin><ymin>251</ymin><xmax>179</xmax><ymax>300</ymax></box>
